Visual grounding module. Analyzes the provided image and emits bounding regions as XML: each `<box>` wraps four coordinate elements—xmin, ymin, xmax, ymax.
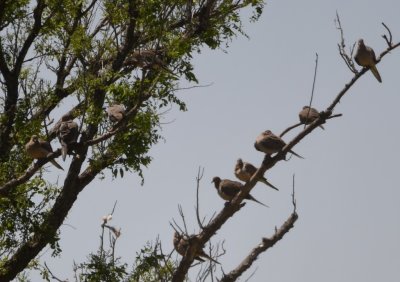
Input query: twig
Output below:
<box><xmin>110</xmin><ymin>200</ymin><xmax>118</xmax><ymax>215</ymax></box>
<box><xmin>178</xmin><ymin>204</ymin><xmax>189</xmax><ymax>234</ymax></box>
<box><xmin>304</xmin><ymin>53</ymin><xmax>319</xmax><ymax>129</ymax></box>
<box><xmin>243</xmin><ymin>266</ymin><xmax>258</xmax><ymax>282</ymax></box>
<box><xmin>279</xmin><ymin>122</ymin><xmax>302</xmax><ymax>137</ymax></box>
<box><xmin>170</xmin><ymin>219</ymin><xmax>185</xmax><ymax>234</ymax></box>
<box><xmin>195</xmin><ymin>167</ymin><xmax>205</xmax><ymax>229</ymax></box>
<box><xmin>100</xmin><ymin>201</ymin><xmax>118</xmax><ymax>260</ymax></box>
<box><xmin>159</xmin><ymin>239</ymin><xmax>176</xmax><ymax>277</ymax></box>
<box><xmin>382</xmin><ymin>22</ymin><xmax>393</xmax><ymax>47</ymax></box>
<box><xmin>44</xmin><ymin>262</ymin><xmax>67</xmax><ymax>282</ymax></box>
<box><xmin>335</xmin><ymin>12</ymin><xmax>357</xmax><ymax>73</ymax></box>
<box><xmin>292</xmin><ymin>174</ymin><xmax>297</xmax><ymax>212</ymax></box>
<box><xmin>173</xmin><ymin>82</ymin><xmax>214</xmax><ymax>92</ymax></box>
<box><xmin>219</xmin><ymin>202</ymin><xmax>298</xmax><ymax>282</ymax></box>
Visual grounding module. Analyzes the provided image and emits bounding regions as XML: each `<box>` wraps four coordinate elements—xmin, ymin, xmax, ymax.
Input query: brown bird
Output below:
<box><xmin>106</xmin><ymin>104</ymin><xmax>125</xmax><ymax>122</ymax></box>
<box><xmin>254</xmin><ymin>130</ymin><xmax>303</xmax><ymax>159</ymax></box>
<box><xmin>212</xmin><ymin>176</ymin><xmax>268</xmax><ymax>207</ymax></box>
<box><xmin>234</xmin><ymin>158</ymin><xmax>278</xmax><ymax>191</ymax></box>
<box><xmin>299</xmin><ymin>106</ymin><xmax>325</xmax><ymax>129</ymax></box>
<box><xmin>130</xmin><ymin>50</ymin><xmax>176</xmax><ymax>75</ymax></box>
<box><xmin>173</xmin><ymin>231</ymin><xmax>220</xmax><ymax>264</ymax></box>
<box><xmin>354</xmin><ymin>39</ymin><xmax>382</xmax><ymax>83</ymax></box>
<box><xmin>57</xmin><ymin>117</ymin><xmax>79</xmax><ymax>161</ymax></box>
<box><xmin>25</xmin><ymin>135</ymin><xmax>63</xmax><ymax>170</ymax></box>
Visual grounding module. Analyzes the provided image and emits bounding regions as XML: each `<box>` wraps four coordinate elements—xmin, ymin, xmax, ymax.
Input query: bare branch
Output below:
<box><xmin>335</xmin><ymin>12</ymin><xmax>358</xmax><ymax>73</ymax></box>
<box><xmin>195</xmin><ymin>167</ymin><xmax>205</xmax><ymax>229</ymax></box>
<box><xmin>219</xmin><ymin>201</ymin><xmax>298</xmax><ymax>281</ymax></box>
<box><xmin>305</xmin><ymin>53</ymin><xmax>319</xmax><ymax>128</ymax></box>
<box><xmin>43</xmin><ymin>262</ymin><xmax>68</xmax><ymax>282</ymax></box>
<box><xmin>243</xmin><ymin>267</ymin><xmax>258</xmax><ymax>282</ymax></box>
<box><xmin>381</xmin><ymin>22</ymin><xmax>393</xmax><ymax>47</ymax></box>
<box><xmin>178</xmin><ymin>205</ymin><xmax>189</xmax><ymax>235</ymax></box>
<box><xmin>279</xmin><ymin>122</ymin><xmax>302</xmax><ymax>138</ymax></box>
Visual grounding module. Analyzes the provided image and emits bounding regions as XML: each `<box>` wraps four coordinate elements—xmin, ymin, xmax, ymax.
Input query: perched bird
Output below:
<box><xmin>234</xmin><ymin>158</ymin><xmax>278</xmax><ymax>191</ymax></box>
<box><xmin>25</xmin><ymin>135</ymin><xmax>63</xmax><ymax>170</ymax></box>
<box><xmin>173</xmin><ymin>231</ymin><xmax>220</xmax><ymax>264</ymax></box>
<box><xmin>57</xmin><ymin>117</ymin><xmax>79</xmax><ymax>161</ymax></box>
<box><xmin>130</xmin><ymin>50</ymin><xmax>176</xmax><ymax>75</ymax></box>
<box><xmin>299</xmin><ymin>106</ymin><xmax>325</xmax><ymax>129</ymax></box>
<box><xmin>354</xmin><ymin>39</ymin><xmax>382</xmax><ymax>83</ymax></box>
<box><xmin>254</xmin><ymin>130</ymin><xmax>303</xmax><ymax>159</ymax></box>
<box><xmin>106</xmin><ymin>104</ymin><xmax>125</xmax><ymax>122</ymax></box>
<box><xmin>211</xmin><ymin>176</ymin><xmax>268</xmax><ymax>207</ymax></box>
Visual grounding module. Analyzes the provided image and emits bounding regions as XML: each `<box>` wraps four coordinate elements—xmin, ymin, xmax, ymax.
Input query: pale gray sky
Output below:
<box><xmin>37</xmin><ymin>0</ymin><xmax>400</xmax><ymax>281</ymax></box>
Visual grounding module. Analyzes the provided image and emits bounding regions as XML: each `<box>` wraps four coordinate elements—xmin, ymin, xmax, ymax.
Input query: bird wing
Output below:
<box><xmin>243</xmin><ymin>162</ymin><xmax>257</xmax><ymax>175</ymax></box>
<box><xmin>39</xmin><ymin>140</ymin><xmax>53</xmax><ymax>153</ymax></box>
<box><xmin>220</xmin><ymin>180</ymin><xmax>241</xmax><ymax>197</ymax></box>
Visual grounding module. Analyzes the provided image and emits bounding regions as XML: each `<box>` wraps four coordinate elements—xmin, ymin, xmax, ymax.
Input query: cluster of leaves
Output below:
<box><xmin>39</xmin><ymin>228</ymin><xmax>176</xmax><ymax>282</ymax></box>
<box><xmin>0</xmin><ymin>0</ymin><xmax>264</xmax><ymax>280</ymax></box>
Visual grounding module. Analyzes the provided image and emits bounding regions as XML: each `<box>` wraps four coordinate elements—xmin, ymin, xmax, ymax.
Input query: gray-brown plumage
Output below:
<box><xmin>234</xmin><ymin>158</ymin><xmax>278</xmax><ymax>191</ymax></box>
<box><xmin>25</xmin><ymin>135</ymin><xmax>63</xmax><ymax>170</ymax></box>
<box><xmin>130</xmin><ymin>50</ymin><xmax>176</xmax><ymax>75</ymax></box>
<box><xmin>211</xmin><ymin>176</ymin><xmax>268</xmax><ymax>207</ymax></box>
<box><xmin>57</xmin><ymin>117</ymin><xmax>79</xmax><ymax>161</ymax></box>
<box><xmin>299</xmin><ymin>106</ymin><xmax>325</xmax><ymax>129</ymax></box>
<box><xmin>354</xmin><ymin>39</ymin><xmax>382</xmax><ymax>83</ymax></box>
<box><xmin>106</xmin><ymin>104</ymin><xmax>125</xmax><ymax>122</ymax></box>
<box><xmin>254</xmin><ymin>130</ymin><xmax>303</xmax><ymax>159</ymax></box>
<box><xmin>173</xmin><ymin>231</ymin><xmax>220</xmax><ymax>264</ymax></box>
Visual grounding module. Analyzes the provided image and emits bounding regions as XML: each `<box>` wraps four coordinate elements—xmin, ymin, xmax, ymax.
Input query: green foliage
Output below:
<box><xmin>0</xmin><ymin>0</ymin><xmax>264</xmax><ymax>279</ymax></box>
<box><xmin>128</xmin><ymin>241</ymin><xmax>176</xmax><ymax>282</ymax></box>
<box><xmin>77</xmin><ymin>252</ymin><xmax>128</xmax><ymax>282</ymax></box>
<box><xmin>0</xmin><ymin>178</ymin><xmax>60</xmax><ymax>257</ymax></box>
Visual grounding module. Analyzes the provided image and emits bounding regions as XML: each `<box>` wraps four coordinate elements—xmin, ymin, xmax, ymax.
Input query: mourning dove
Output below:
<box><xmin>299</xmin><ymin>106</ymin><xmax>325</xmax><ymax>129</ymax></box>
<box><xmin>254</xmin><ymin>130</ymin><xmax>303</xmax><ymax>159</ymax></box>
<box><xmin>130</xmin><ymin>50</ymin><xmax>176</xmax><ymax>75</ymax></box>
<box><xmin>25</xmin><ymin>135</ymin><xmax>63</xmax><ymax>170</ymax></box>
<box><xmin>173</xmin><ymin>231</ymin><xmax>220</xmax><ymax>264</ymax></box>
<box><xmin>234</xmin><ymin>158</ymin><xmax>278</xmax><ymax>191</ymax></box>
<box><xmin>106</xmin><ymin>104</ymin><xmax>125</xmax><ymax>122</ymax></box>
<box><xmin>57</xmin><ymin>117</ymin><xmax>79</xmax><ymax>161</ymax></box>
<box><xmin>354</xmin><ymin>39</ymin><xmax>382</xmax><ymax>83</ymax></box>
<box><xmin>211</xmin><ymin>176</ymin><xmax>268</xmax><ymax>207</ymax></box>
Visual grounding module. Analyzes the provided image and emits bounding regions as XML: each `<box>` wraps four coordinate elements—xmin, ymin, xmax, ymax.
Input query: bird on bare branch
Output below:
<box><xmin>299</xmin><ymin>106</ymin><xmax>325</xmax><ymax>129</ymax></box>
<box><xmin>173</xmin><ymin>231</ymin><xmax>220</xmax><ymax>264</ymax></box>
<box><xmin>254</xmin><ymin>130</ymin><xmax>303</xmax><ymax>159</ymax></box>
<box><xmin>354</xmin><ymin>39</ymin><xmax>382</xmax><ymax>83</ymax></box>
<box><xmin>234</xmin><ymin>158</ymin><xmax>278</xmax><ymax>191</ymax></box>
<box><xmin>212</xmin><ymin>176</ymin><xmax>269</xmax><ymax>207</ymax></box>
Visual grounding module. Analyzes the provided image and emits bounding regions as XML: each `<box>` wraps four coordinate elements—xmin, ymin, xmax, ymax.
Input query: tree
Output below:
<box><xmin>0</xmin><ymin>0</ymin><xmax>264</xmax><ymax>281</ymax></box>
<box><xmin>1</xmin><ymin>1</ymin><xmax>399</xmax><ymax>282</ymax></box>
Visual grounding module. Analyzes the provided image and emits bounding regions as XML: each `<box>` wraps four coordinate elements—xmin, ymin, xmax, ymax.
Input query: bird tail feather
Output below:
<box><xmin>199</xmin><ymin>253</ymin><xmax>220</xmax><ymax>264</ymax></box>
<box><xmin>248</xmin><ymin>195</ymin><xmax>269</xmax><ymax>208</ymax></box>
<box><xmin>289</xmin><ymin>150</ymin><xmax>304</xmax><ymax>159</ymax></box>
<box><xmin>370</xmin><ymin>66</ymin><xmax>382</xmax><ymax>83</ymax></box>
<box><xmin>61</xmin><ymin>142</ymin><xmax>68</xmax><ymax>161</ymax></box>
<box><xmin>259</xmin><ymin>178</ymin><xmax>279</xmax><ymax>191</ymax></box>
<box><xmin>51</xmin><ymin>159</ymin><xmax>64</xmax><ymax>170</ymax></box>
